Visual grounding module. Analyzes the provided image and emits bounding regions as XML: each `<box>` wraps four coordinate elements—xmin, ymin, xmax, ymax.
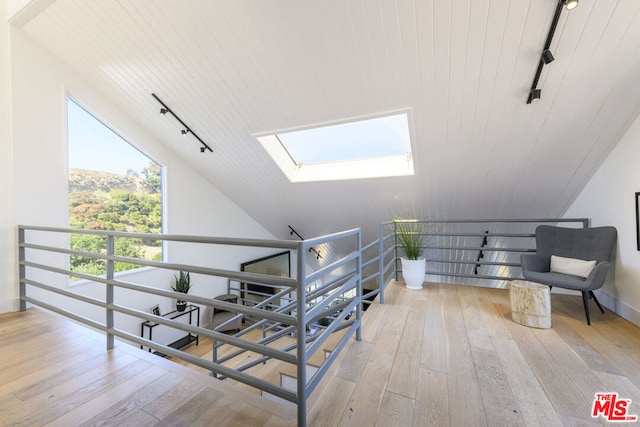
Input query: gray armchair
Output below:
<box><xmin>520</xmin><ymin>225</ymin><xmax>617</xmax><ymax>325</ymax></box>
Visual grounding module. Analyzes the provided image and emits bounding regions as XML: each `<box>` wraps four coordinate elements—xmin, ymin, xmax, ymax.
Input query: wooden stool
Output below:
<box><xmin>509</xmin><ymin>280</ymin><xmax>551</xmax><ymax>328</ymax></box>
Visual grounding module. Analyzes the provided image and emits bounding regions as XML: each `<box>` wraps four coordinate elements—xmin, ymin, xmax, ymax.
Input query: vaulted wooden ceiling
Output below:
<box><xmin>15</xmin><ymin>0</ymin><xmax>640</xmax><ymax>250</ymax></box>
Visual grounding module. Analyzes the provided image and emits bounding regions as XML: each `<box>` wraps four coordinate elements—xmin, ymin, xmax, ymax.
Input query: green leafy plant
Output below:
<box><xmin>394</xmin><ymin>219</ymin><xmax>428</xmax><ymax>260</ymax></box>
<box><xmin>172</xmin><ymin>271</ymin><xmax>191</xmax><ymax>295</ymax></box>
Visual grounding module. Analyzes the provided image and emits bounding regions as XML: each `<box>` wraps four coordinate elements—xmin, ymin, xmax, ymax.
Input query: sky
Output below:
<box><xmin>67</xmin><ymin>98</ymin><xmax>155</xmax><ymax>175</ymax></box>
<box><xmin>277</xmin><ymin>113</ymin><xmax>411</xmax><ymax>164</ymax></box>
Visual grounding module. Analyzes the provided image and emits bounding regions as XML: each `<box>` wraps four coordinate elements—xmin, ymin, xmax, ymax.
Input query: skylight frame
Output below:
<box><xmin>256</xmin><ymin>110</ymin><xmax>415</xmax><ymax>183</ymax></box>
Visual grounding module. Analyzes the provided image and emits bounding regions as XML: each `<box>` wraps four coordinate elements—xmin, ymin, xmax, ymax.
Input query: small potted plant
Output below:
<box><xmin>172</xmin><ymin>270</ymin><xmax>191</xmax><ymax>312</ymax></box>
<box><xmin>394</xmin><ymin>219</ymin><xmax>428</xmax><ymax>290</ymax></box>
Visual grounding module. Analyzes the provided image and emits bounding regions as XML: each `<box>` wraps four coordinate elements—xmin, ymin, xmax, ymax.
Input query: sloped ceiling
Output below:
<box><xmin>14</xmin><ymin>0</ymin><xmax>640</xmax><ymax>252</ymax></box>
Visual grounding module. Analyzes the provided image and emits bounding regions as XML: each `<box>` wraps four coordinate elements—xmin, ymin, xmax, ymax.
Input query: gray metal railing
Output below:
<box><xmin>18</xmin><ymin>225</ymin><xmax>362</xmax><ymax>427</ymax></box>
<box><xmin>385</xmin><ymin>218</ymin><xmax>589</xmax><ymax>288</ymax></box>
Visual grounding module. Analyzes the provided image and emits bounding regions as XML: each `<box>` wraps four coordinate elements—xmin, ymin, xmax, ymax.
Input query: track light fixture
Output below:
<box><xmin>528</xmin><ymin>89</ymin><xmax>542</xmax><ymax>104</ymax></box>
<box><xmin>288</xmin><ymin>225</ymin><xmax>322</xmax><ymax>260</ymax></box>
<box><xmin>541</xmin><ymin>49</ymin><xmax>555</xmax><ymax>64</ymax></box>
<box><xmin>526</xmin><ymin>0</ymin><xmax>577</xmax><ymax>104</ymax></box>
<box><xmin>152</xmin><ymin>93</ymin><xmax>213</xmax><ymax>153</ymax></box>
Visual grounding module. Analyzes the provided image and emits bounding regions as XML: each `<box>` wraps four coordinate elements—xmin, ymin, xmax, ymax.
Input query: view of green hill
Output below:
<box><xmin>69</xmin><ymin>163</ymin><xmax>162</xmax><ymax>277</ymax></box>
<box><xmin>69</xmin><ymin>168</ymin><xmax>152</xmax><ymax>193</ymax></box>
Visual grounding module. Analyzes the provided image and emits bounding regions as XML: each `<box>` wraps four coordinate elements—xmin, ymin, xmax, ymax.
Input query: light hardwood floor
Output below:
<box><xmin>2</xmin><ymin>281</ymin><xmax>640</xmax><ymax>426</ymax></box>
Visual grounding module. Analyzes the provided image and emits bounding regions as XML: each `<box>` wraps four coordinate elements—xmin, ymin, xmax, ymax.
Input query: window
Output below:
<box><xmin>257</xmin><ymin>112</ymin><xmax>414</xmax><ymax>182</ymax></box>
<box><xmin>67</xmin><ymin>97</ymin><xmax>162</xmax><ymax>277</ymax></box>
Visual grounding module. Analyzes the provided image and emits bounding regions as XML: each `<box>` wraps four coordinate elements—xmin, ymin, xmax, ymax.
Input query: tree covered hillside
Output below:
<box><xmin>69</xmin><ymin>163</ymin><xmax>162</xmax><ymax>277</ymax></box>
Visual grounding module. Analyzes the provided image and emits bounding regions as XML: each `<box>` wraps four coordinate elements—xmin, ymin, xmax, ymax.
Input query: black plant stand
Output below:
<box><xmin>140</xmin><ymin>304</ymin><xmax>200</xmax><ymax>356</ymax></box>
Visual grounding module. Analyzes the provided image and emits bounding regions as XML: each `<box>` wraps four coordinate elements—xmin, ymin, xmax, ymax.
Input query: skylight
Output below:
<box><xmin>257</xmin><ymin>112</ymin><xmax>414</xmax><ymax>182</ymax></box>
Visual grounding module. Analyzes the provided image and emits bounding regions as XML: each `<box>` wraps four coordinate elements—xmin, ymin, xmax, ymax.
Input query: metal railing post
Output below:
<box><xmin>106</xmin><ymin>235</ymin><xmax>115</xmax><ymax>350</ymax></box>
<box><xmin>19</xmin><ymin>227</ymin><xmax>26</xmax><ymax>312</ymax></box>
<box><xmin>378</xmin><ymin>222</ymin><xmax>385</xmax><ymax>304</ymax></box>
<box><xmin>393</xmin><ymin>221</ymin><xmax>399</xmax><ymax>281</ymax></box>
<box><xmin>296</xmin><ymin>242</ymin><xmax>307</xmax><ymax>427</ymax></box>
<box><xmin>356</xmin><ymin>230</ymin><xmax>362</xmax><ymax>341</ymax></box>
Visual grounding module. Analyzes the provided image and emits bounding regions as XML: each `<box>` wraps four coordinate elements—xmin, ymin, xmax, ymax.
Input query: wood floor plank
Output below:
<box><xmin>386</xmin><ymin>307</ymin><xmax>426</xmax><ymax>398</ymax></box>
<box><xmin>443</xmin><ymin>285</ymin><xmax>488</xmax><ymax>426</ymax></box>
<box><xmin>18</xmin><ymin>359</ymin><xmax>158</xmax><ymax>426</ymax></box>
<box><xmin>502</xmin><ymin>318</ymin><xmax>590</xmax><ymax>419</ymax></box>
<box><xmin>75</xmin><ymin>371</ymin><xmax>185</xmax><ymax>427</ymax></box>
<box><xmin>375</xmin><ymin>391</ymin><xmax>414</xmax><ymax>427</ymax></box>
<box><xmin>559</xmin><ymin>308</ymin><xmax>640</xmax><ymax>387</ymax></box>
<box><xmin>333</xmin><ymin>339</ymin><xmax>373</xmax><ymax>383</ymax></box>
<box><xmin>471</xmin><ymin>348</ymin><xmax>525</xmax><ymax>426</ymax></box>
<box><xmin>141</xmin><ymin>376</ymin><xmax>208</xmax><ymax>420</ymax></box>
<box><xmin>47</xmin><ymin>365</ymin><xmax>168</xmax><ymax>427</ymax></box>
<box><xmin>360</xmin><ymin>302</ymin><xmax>392</xmax><ymax>343</ymax></box>
<box><xmin>413</xmin><ymin>369</ymin><xmax>449</xmax><ymax>427</ymax></box>
<box><xmin>458</xmin><ymin>287</ymin><xmax>495</xmax><ymax>353</ymax></box>
<box><xmin>420</xmin><ymin>285</ymin><xmax>447</xmax><ymax>373</ymax></box>
<box><xmin>153</xmin><ymin>387</ymin><xmax>222</xmax><ymax>425</ymax></box>
<box><xmin>530</xmin><ymin>323</ymin><xmax>610</xmax><ymax>412</ymax></box>
<box><xmin>194</xmin><ymin>398</ymin><xmax>273</xmax><ymax>427</ymax></box>
<box><xmin>337</xmin><ymin>329</ymin><xmax>401</xmax><ymax>426</ymax></box>
<box><xmin>491</xmin><ymin>337</ymin><xmax>563</xmax><ymax>427</ymax></box>
<box><xmin>11</xmin><ymin>345</ymin><xmax>113</xmax><ymax>400</ymax></box>
<box><xmin>550</xmin><ymin>315</ymin><xmax>622</xmax><ymax>375</ymax></box>
<box><xmin>307</xmin><ymin>375</ymin><xmax>355</xmax><ymax>427</ymax></box>
<box><xmin>0</xmin><ymin>353</ymin><xmax>143</xmax><ymax>425</ymax></box>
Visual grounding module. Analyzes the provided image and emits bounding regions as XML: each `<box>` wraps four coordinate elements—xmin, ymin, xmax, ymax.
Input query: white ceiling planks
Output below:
<box><xmin>16</xmin><ymin>0</ymin><xmax>640</xmax><ymax>256</ymax></box>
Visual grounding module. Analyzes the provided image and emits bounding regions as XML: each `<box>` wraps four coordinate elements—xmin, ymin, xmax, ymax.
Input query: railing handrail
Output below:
<box><xmin>18</xmin><ymin>225</ymin><xmax>363</xmax><ymax>427</ymax></box>
<box><xmin>385</xmin><ymin>217</ymin><xmax>589</xmax><ymax>287</ymax></box>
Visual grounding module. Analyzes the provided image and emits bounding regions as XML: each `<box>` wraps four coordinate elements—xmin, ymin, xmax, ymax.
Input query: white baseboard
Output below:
<box><xmin>549</xmin><ymin>288</ymin><xmax>640</xmax><ymax>327</ymax></box>
<box><xmin>0</xmin><ymin>297</ymin><xmax>19</xmax><ymax>314</ymax></box>
<box><xmin>593</xmin><ymin>290</ymin><xmax>640</xmax><ymax>328</ymax></box>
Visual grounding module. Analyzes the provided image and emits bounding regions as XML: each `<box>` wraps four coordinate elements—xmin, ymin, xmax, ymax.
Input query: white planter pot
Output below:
<box><xmin>401</xmin><ymin>257</ymin><xmax>426</xmax><ymax>290</ymax></box>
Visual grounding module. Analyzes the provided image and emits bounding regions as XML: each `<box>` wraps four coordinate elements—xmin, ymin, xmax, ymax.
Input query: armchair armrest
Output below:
<box><xmin>584</xmin><ymin>261</ymin><xmax>610</xmax><ymax>291</ymax></box>
<box><xmin>520</xmin><ymin>254</ymin><xmax>549</xmax><ymax>273</ymax></box>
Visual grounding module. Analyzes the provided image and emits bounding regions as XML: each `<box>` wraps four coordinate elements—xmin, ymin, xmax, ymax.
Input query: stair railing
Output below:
<box><xmin>18</xmin><ymin>225</ymin><xmax>362</xmax><ymax>427</ymax></box>
<box><xmin>387</xmin><ymin>218</ymin><xmax>588</xmax><ymax>288</ymax></box>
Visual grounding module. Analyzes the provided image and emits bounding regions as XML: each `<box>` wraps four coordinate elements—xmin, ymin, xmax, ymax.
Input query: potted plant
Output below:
<box><xmin>394</xmin><ymin>219</ymin><xmax>428</xmax><ymax>290</ymax></box>
<box><xmin>172</xmin><ymin>270</ymin><xmax>191</xmax><ymax>311</ymax></box>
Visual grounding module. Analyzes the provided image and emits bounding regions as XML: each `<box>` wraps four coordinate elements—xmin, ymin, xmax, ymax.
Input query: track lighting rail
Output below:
<box><xmin>152</xmin><ymin>93</ymin><xmax>213</xmax><ymax>153</ymax></box>
<box><xmin>288</xmin><ymin>225</ymin><xmax>322</xmax><ymax>259</ymax></box>
<box><xmin>526</xmin><ymin>0</ymin><xmax>578</xmax><ymax>104</ymax></box>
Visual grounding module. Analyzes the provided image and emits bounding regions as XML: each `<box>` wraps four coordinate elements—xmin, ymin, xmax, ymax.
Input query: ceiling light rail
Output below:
<box><xmin>288</xmin><ymin>225</ymin><xmax>322</xmax><ymax>259</ymax></box>
<box><xmin>526</xmin><ymin>0</ymin><xmax>578</xmax><ymax>104</ymax></box>
<box><xmin>152</xmin><ymin>93</ymin><xmax>213</xmax><ymax>153</ymax></box>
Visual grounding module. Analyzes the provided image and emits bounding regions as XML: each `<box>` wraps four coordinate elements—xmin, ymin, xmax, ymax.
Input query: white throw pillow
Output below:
<box><xmin>550</xmin><ymin>255</ymin><xmax>596</xmax><ymax>278</ymax></box>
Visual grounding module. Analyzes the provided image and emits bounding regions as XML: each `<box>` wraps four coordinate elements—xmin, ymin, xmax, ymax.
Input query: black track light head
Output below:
<box><xmin>200</xmin><ymin>146</ymin><xmax>205</xmax><ymax>153</ymax></box>
<box><xmin>160</xmin><ymin>108</ymin><xmax>168</xmax><ymax>116</ymax></box>
<box><xmin>542</xmin><ymin>49</ymin><xmax>555</xmax><ymax>64</ymax></box>
<box><xmin>181</xmin><ymin>129</ymin><xmax>189</xmax><ymax>136</ymax></box>
<box><xmin>527</xmin><ymin>88</ymin><xmax>542</xmax><ymax>104</ymax></box>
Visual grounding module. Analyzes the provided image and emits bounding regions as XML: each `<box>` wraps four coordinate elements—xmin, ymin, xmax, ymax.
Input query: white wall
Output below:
<box><xmin>4</xmin><ymin>24</ymin><xmax>283</xmax><ymax>343</ymax></box>
<box><xmin>0</xmin><ymin>5</ymin><xmax>16</xmax><ymax>313</ymax></box>
<box><xmin>564</xmin><ymin>113</ymin><xmax>640</xmax><ymax>326</ymax></box>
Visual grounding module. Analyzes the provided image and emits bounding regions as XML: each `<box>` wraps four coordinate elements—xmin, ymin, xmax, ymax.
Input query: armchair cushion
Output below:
<box><xmin>550</xmin><ymin>255</ymin><xmax>596</xmax><ymax>279</ymax></box>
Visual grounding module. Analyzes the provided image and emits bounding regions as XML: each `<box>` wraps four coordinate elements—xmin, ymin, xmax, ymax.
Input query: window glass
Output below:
<box><xmin>257</xmin><ymin>112</ymin><xmax>414</xmax><ymax>182</ymax></box>
<box><xmin>67</xmin><ymin>97</ymin><xmax>162</xmax><ymax>277</ymax></box>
